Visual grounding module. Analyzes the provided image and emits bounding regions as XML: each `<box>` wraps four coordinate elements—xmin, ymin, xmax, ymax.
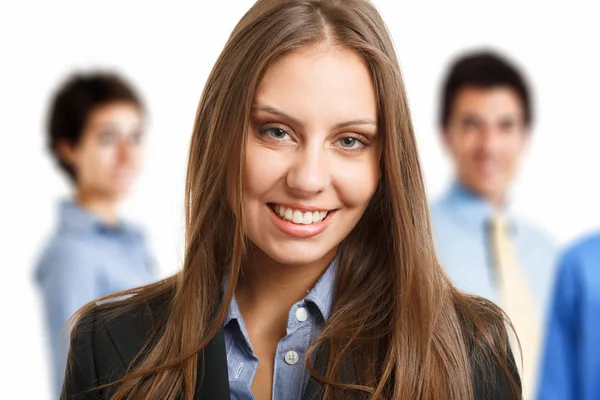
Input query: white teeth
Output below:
<box><xmin>312</xmin><ymin>211</ymin><xmax>320</xmax><ymax>223</ymax></box>
<box><xmin>302</xmin><ymin>212</ymin><xmax>312</xmax><ymax>225</ymax></box>
<box><xmin>272</xmin><ymin>204</ymin><xmax>330</xmax><ymax>225</ymax></box>
<box><xmin>292</xmin><ymin>210</ymin><xmax>303</xmax><ymax>223</ymax></box>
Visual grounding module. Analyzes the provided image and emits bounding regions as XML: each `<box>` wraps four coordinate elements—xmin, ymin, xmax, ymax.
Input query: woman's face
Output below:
<box><xmin>61</xmin><ymin>101</ymin><xmax>145</xmax><ymax>200</ymax></box>
<box><xmin>241</xmin><ymin>46</ymin><xmax>381</xmax><ymax>266</ymax></box>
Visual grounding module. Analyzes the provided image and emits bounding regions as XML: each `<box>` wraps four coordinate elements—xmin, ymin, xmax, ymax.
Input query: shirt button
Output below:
<box><xmin>284</xmin><ymin>350</ymin><xmax>299</xmax><ymax>365</ymax></box>
<box><xmin>295</xmin><ymin>307</ymin><xmax>308</xmax><ymax>322</ymax></box>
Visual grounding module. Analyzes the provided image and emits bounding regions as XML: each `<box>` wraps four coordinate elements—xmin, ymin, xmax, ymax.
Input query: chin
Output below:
<box><xmin>472</xmin><ymin>185</ymin><xmax>505</xmax><ymax>204</ymax></box>
<box><xmin>260</xmin><ymin>241</ymin><xmax>334</xmax><ymax>267</ymax></box>
<box><xmin>467</xmin><ymin>174</ymin><xmax>500</xmax><ymax>194</ymax></box>
<box><xmin>113</xmin><ymin>182</ymin><xmax>135</xmax><ymax>195</ymax></box>
<box><xmin>103</xmin><ymin>187</ymin><xmax>132</xmax><ymax>201</ymax></box>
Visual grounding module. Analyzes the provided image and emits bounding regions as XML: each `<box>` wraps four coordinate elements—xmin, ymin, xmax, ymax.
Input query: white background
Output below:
<box><xmin>1</xmin><ymin>0</ymin><xmax>598</xmax><ymax>397</ymax></box>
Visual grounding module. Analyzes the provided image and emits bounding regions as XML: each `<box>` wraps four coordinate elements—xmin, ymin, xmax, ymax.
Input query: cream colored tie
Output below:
<box><xmin>489</xmin><ymin>215</ymin><xmax>541</xmax><ymax>399</ymax></box>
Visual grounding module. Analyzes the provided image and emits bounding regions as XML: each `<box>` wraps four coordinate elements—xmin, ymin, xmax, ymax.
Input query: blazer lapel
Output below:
<box><xmin>303</xmin><ymin>343</ymin><xmax>329</xmax><ymax>400</ymax></box>
<box><xmin>302</xmin><ymin>343</ymin><xmax>361</xmax><ymax>400</ymax></box>
<box><xmin>103</xmin><ymin>298</ymin><xmax>230</xmax><ymax>399</ymax></box>
<box><xmin>195</xmin><ymin>329</ymin><xmax>230</xmax><ymax>399</ymax></box>
<box><xmin>101</xmin><ymin>302</ymin><xmax>155</xmax><ymax>383</ymax></box>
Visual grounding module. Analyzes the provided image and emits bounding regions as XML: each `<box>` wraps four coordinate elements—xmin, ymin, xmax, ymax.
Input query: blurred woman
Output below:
<box><xmin>63</xmin><ymin>1</ymin><xmax>520</xmax><ymax>399</ymax></box>
<box><xmin>34</xmin><ymin>73</ymin><xmax>157</xmax><ymax>398</ymax></box>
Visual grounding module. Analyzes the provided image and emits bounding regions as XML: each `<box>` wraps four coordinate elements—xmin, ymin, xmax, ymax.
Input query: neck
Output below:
<box><xmin>457</xmin><ymin>181</ymin><xmax>508</xmax><ymax>211</ymax></box>
<box><xmin>487</xmin><ymin>192</ymin><xmax>507</xmax><ymax>211</ymax></box>
<box><xmin>236</xmin><ymin>244</ymin><xmax>335</xmax><ymax>322</ymax></box>
<box><xmin>74</xmin><ymin>190</ymin><xmax>119</xmax><ymax>225</ymax></box>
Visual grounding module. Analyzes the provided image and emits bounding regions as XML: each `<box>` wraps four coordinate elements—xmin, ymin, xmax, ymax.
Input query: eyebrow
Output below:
<box><xmin>252</xmin><ymin>104</ymin><xmax>377</xmax><ymax>130</ymax></box>
<box><xmin>458</xmin><ymin>114</ymin><xmax>522</xmax><ymax>124</ymax></box>
<box><xmin>88</xmin><ymin>121</ymin><xmax>142</xmax><ymax>130</ymax></box>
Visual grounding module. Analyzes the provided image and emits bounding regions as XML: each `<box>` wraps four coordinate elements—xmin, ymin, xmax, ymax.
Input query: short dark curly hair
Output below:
<box><xmin>440</xmin><ymin>51</ymin><xmax>532</xmax><ymax>129</ymax></box>
<box><xmin>47</xmin><ymin>72</ymin><xmax>143</xmax><ymax>181</ymax></box>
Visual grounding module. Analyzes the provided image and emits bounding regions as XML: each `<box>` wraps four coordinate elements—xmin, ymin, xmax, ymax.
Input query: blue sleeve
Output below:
<box><xmin>37</xmin><ymin>244</ymin><xmax>98</xmax><ymax>400</ymax></box>
<box><xmin>537</xmin><ymin>253</ymin><xmax>580</xmax><ymax>400</ymax></box>
<box><xmin>133</xmin><ymin>229</ymin><xmax>158</xmax><ymax>279</ymax></box>
<box><xmin>142</xmin><ymin>239</ymin><xmax>158</xmax><ymax>278</ymax></box>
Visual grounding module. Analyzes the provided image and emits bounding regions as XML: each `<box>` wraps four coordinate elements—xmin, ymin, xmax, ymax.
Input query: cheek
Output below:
<box><xmin>460</xmin><ymin>136</ymin><xmax>480</xmax><ymax>155</ymax></box>
<box><xmin>335</xmin><ymin>158</ymin><xmax>380</xmax><ymax>208</ymax></box>
<box><xmin>243</xmin><ymin>145</ymin><xmax>287</xmax><ymax>200</ymax></box>
<box><xmin>92</xmin><ymin>149</ymin><xmax>116</xmax><ymax>171</ymax></box>
<box><xmin>506</xmin><ymin>136</ymin><xmax>526</xmax><ymax>161</ymax></box>
<box><xmin>129</xmin><ymin>148</ymin><xmax>144</xmax><ymax>168</ymax></box>
<box><xmin>79</xmin><ymin>148</ymin><xmax>118</xmax><ymax>181</ymax></box>
<box><xmin>448</xmin><ymin>134</ymin><xmax>473</xmax><ymax>160</ymax></box>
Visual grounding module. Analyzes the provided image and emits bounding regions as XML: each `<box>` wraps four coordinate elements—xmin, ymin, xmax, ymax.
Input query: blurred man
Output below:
<box><xmin>430</xmin><ymin>51</ymin><xmax>557</xmax><ymax>398</ymax></box>
<box><xmin>34</xmin><ymin>72</ymin><xmax>158</xmax><ymax>398</ymax></box>
<box><xmin>538</xmin><ymin>233</ymin><xmax>600</xmax><ymax>400</ymax></box>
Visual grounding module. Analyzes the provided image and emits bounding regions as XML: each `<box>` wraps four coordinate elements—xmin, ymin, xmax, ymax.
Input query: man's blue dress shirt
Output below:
<box><xmin>34</xmin><ymin>200</ymin><xmax>157</xmax><ymax>398</ymax></box>
<box><xmin>538</xmin><ymin>232</ymin><xmax>600</xmax><ymax>400</ymax></box>
<box><xmin>430</xmin><ymin>183</ymin><xmax>558</xmax><ymax>314</ymax></box>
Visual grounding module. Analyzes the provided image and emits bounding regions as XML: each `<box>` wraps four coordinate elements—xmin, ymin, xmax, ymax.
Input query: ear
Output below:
<box><xmin>56</xmin><ymin>139</ymin><xmax>78</xmax><ymax>166</ymax></box>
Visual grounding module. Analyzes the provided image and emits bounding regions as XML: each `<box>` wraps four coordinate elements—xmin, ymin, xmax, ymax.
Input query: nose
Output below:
<box><xmin>286</xmin><ymin>143</ymin><xmax>330</xmax><ymax>196</ymax></box>
<box><xmin>117</xmin><ymin>139</ymin><xmax>134</xmax><ymax>164</ymax></box>
<box><xmin>478</xmin><ymin>125</ymin><xmax>502</xmax><ymax>153</ymax></box>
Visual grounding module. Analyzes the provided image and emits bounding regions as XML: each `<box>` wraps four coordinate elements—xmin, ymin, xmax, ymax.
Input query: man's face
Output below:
<box><xmin>59</xmin><ymin>102</ymin><xmax>145</xmax><ymax>200</ymax></box>
<box><xmin>443</xmin><ymin>86</ymin><xmax>529</xmax><ymax>205</ymax></box>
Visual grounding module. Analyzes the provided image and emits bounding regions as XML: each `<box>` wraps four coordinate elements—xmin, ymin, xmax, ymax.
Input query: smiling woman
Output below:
<box><xmin>62</xmin><ymin>1</ymin><xmax>521</xmax><ymax>400</ymax></box>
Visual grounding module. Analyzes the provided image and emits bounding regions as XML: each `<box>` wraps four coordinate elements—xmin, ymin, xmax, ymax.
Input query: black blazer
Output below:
<box><xmin>62</xmin><ymin>293</ymin><xmax>521</xmax><ymax>399</ymax></box>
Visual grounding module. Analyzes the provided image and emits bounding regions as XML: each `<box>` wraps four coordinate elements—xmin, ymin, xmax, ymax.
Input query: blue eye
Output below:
<box><xmin>261</xmin><ymin>127</ymin><xmax>290</xmax><ymax>140</ymax></box>
<box><xmin>339</xmin><ymin>137</ymin><xmax>363</xmax><ymax>149</ymax></box>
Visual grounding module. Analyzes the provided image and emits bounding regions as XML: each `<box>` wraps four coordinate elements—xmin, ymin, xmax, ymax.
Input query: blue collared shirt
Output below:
<box><xmin>34</xmin><ymin>200</ymin><xmax>157</xmax><ymax>399</ymax></box>
<box><xmin>224</xmin><ymin>261</ymin><xmax>335</xmax><ymax>400</ymax></box>
<box><xmin>430</xmin><ymin>183</ymin><xmax>558</xmax><ymax>314</ymax></box>
<box><xmin>538</xmin><ymin>233</ymin><xmax>600</xmax><ymax>400</ymax></box>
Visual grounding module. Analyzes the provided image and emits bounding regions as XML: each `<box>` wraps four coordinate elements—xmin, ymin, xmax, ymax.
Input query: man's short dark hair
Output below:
<box><xmin>440</xmin><ymin>51</ymin><xmax>532</xmax><ymax>128</ymax></box>
<box><xmin>47</xmin><ymin>72</ymin><xmax>143</xmax><ymax>181</ymax></box>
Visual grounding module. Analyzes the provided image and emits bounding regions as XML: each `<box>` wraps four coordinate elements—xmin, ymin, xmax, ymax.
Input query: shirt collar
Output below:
<box><xmin>223</xmin><ymin>258</ymin><xmax>337</xmax><ymax>327</ymax></box>
<box><xmin>442</xmin><ymin>182</ymin><xmax>516</xmax><ymax>233</ymax></box>
<box><xmin>304</xmin><ymin>258</ymin><xmax>336</xmax><ymax>321</ymax></box>
<box><xmin>224</xmin><ymin>289</ymin><xmax>242</xmax><ymax>327</ymax></box>
<box><xmin>58</xmin><ymin>200</ymin><xmax>136</xmax><ymax>236</ymax></box>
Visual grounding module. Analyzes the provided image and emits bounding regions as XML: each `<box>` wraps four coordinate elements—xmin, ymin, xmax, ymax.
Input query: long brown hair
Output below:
<box><xmin>68</xmin><ymin>0</ymin><xmax>520</xmax><ymax>399</ymax></box>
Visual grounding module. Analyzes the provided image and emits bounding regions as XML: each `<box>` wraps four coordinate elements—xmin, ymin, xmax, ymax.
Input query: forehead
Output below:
<box><xmin>451</xmin><ymin>86</ymin><xmax>524</xmax><ymax>120</ymax></box>
<box><xmin>86</xmin><ymin>102</ymin><xmax>142</xmax><ymax>126</ymax></box>
<box><xmin>254</xmin><ymin>46</ymin><xmax>377</xmax><ymax>125</ymax></box>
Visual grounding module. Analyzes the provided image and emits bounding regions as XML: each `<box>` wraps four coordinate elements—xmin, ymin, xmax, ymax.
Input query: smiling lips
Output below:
<box><xmin>267</xmin><ymin>203</ymin><xmax>334</xmax><ymax>238</ymax></box>
<box><xmin>270</xmin><ymin>204</ymin><xmax>329</xmax><ymax>225</ymax></box>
